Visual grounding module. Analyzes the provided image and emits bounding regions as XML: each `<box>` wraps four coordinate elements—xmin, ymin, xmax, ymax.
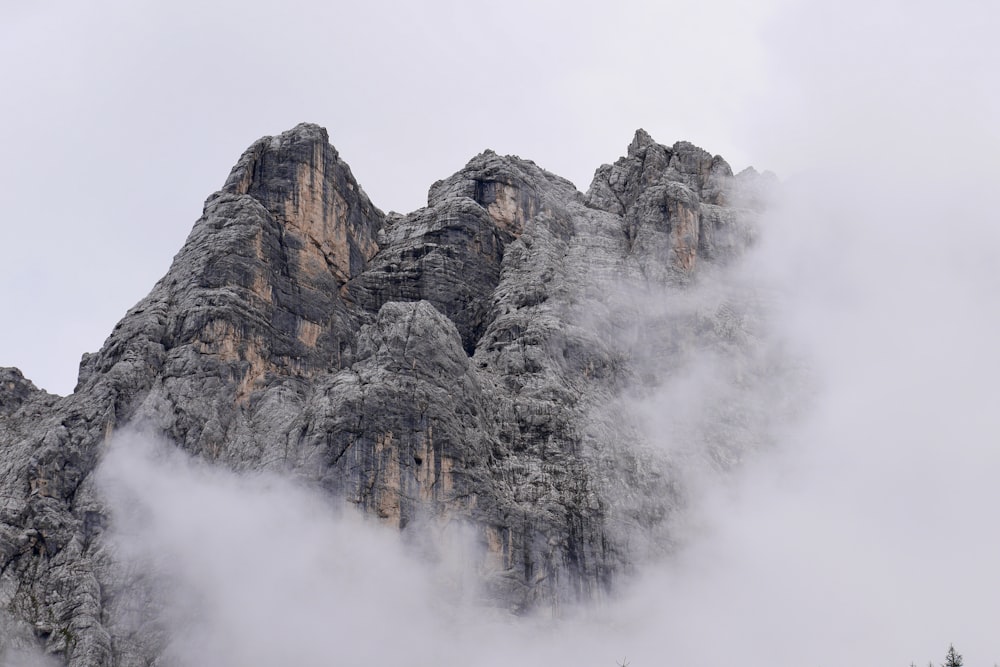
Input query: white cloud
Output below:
<box><xmin>5</xmin><ymin>1</ymin><xmax>1000</xmax><ymax>664</ymax></box>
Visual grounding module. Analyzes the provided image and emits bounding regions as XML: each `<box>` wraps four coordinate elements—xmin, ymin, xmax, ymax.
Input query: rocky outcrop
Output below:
<box><xmin>0</xmin><ymin>124</ymin><xmax>778</xmax><ymax>665</ymax></box>
<box><xmin>587</xmin><ymin>129</ymin><xmax>755</xmax><ymax>279</ymax></box>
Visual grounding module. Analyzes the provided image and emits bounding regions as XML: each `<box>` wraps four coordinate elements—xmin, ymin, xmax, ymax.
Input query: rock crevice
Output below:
<box><xmin>0</xmin><ymin>124</ymin><xmax>780</xmax><ymax>666</ymax></box>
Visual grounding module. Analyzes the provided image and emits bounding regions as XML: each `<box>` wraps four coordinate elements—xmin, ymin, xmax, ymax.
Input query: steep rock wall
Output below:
<box><xmin>0</xmin><ymin>124</ymin><xmax>775</xmax><ymax>665</ymax></box>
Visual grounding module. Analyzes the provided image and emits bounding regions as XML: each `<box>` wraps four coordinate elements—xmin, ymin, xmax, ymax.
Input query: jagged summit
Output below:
<box><xmin>0</xmin><ymin>123</ymin><xmax>771</xmax><ymax>666</ymax></box>
<box><xmin>0</xmin><ymin>367</ymin><xmax>55</xmax><ymax>417</ymax></box>
<box><xmin>216</xmin><ymin>121</ymin><xmax>383</xmax><ymax>284</ymax></box>
<box><xmin>628</xmin><ymin>127</ymin><xmax>656</xmax><ymax>156</ymax></box>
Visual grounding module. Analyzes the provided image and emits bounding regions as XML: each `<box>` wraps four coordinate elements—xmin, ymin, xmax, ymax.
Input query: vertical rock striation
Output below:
<box><xmin>0</xmin><ymin>124</ymin><xmax>778</xmax><ymax>665</ymax></box>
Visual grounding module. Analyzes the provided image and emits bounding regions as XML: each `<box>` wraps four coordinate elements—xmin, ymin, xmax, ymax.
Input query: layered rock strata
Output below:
<box><xmin>0</xmin><ymin>123</ymin><xmax>776</xmax><ymax>666</ymax></box>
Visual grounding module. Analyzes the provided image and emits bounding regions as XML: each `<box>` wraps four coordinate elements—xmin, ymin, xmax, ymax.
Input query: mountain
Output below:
<box><xmin>0</xmin><ymin>123</ymin><xmax>778</xmax><ymax>665</ymax></box>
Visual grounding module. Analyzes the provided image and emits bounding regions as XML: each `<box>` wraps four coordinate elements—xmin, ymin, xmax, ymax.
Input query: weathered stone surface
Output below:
<box><xmin>0</xmin><ymin>125</ymin><xmax>780</xmax><ymax>665</ymax></box>
<box><xmin>220</xmin><ymin>122</ymin><xmax>383</xmax><ymax>283</ymax></box>
<box><xmin>586</xmin><ymin>128</ymin><xmax>756</xmax><ymax>280</ymax></box>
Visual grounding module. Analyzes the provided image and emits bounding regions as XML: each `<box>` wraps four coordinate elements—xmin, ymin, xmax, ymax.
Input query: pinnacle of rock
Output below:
<box><xmin>628</xmin><ymin>127</ymin><xmax>656</xmax><ymax>156</ymax></box>
<box><xmin>0</xmin><ymin>123</ymin><xmax>778</xmax><ymax>666</ymax></box>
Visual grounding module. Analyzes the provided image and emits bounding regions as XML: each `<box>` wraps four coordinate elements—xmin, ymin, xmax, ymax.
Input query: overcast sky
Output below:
<box><xmin>1</xmin><ymin>0</ymin><xmax>789</xmax><ymax>394</ymax></box>
<box><xmin>2</xmin><ymin>1</ymin><xmax>996</xmax><ymax>395</ymax></box>
<box><xmin>3</xmin><ymin>2</ymin><xmax>1000</xmax><ymax>666</ymax></box>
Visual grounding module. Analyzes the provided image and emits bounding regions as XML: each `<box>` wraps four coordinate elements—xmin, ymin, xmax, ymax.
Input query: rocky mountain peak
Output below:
<box><xmin>218</xmin><ymin>121</ymin><xmax>383</xmax><ymax>284</ymax></box>
<box><xmin>627</xmin><ymin>127</ymin><xmax>656</xmax><ymax>157</ymax></box>
<box><xmin>0</xmin><ymin>367</ymin><xmax>52</xmax><ymax>417</ymax></box>
<box><xmin>0</xmin><ymin>124</ymin><xmax>774</xmax><ymax>666</ymax></box>
<box><xmin>427</xmin><ymin>148</ymin><xmax>578</xmax><ymax>238</ymax></box>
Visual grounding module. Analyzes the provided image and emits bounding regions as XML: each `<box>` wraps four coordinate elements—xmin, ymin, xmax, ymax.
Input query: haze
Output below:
<box><xmin>2</xmin><ymin>1</ymin><xmax>999</xmax><ymax>666</ymax></box>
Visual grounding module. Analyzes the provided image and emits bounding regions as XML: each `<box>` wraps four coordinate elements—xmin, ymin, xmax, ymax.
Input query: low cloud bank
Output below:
<box><xmin>94</xmin><ymin>5</ymin><xmax>1000</xmax><ymax>659</ymax></box>
<box><xmin>93</xmin><ymin>163</ymin><xmax>1000</xmax><ymax>667</ymax></box>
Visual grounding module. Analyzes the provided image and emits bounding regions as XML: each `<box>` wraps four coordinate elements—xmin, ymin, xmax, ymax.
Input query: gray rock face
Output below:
<box><xmin>586</xmin><ymin>128</ymin><xmax>756</xmax><ymax>280</ymax></box>
<box><xmin>0</xmin><ymin>124</ymin><xmax>777</xmax><ymax>665</ymax></box>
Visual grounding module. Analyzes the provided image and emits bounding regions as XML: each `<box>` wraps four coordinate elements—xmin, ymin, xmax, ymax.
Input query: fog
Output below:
<box><xmin>96</xmin><ymin>434</ymin><xmax>650</xmax><ymax>667</ymax></box>
<box><xmin>5</xmin><ymin>0</ymin><xmax>1000</xmax><ymax>665</ymax></box>
<box><xmin>90</xmin><ymin>136</ymin><xmax>1000</xmax><ymax>667</ymax></box>
<box><xmin>0</xmin><ymin>0</ymin><xmax>776</xmax><ymax>396</ymax></box>
<box><xmin>90</xmin><ymin>143</ymin><xmax>1000</xmax><ymax>667</ymax></box>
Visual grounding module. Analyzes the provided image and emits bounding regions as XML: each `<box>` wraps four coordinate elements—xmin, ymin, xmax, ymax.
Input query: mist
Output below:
<box><xmin>6</xmin><ymin>1</ymin><xmax>998</xmax><ymax>665</ymax></box>
<box><xmin>95</xmin><ymin>70</ymin><xmax>1000</xmax><ymax>667</ymax></box>
<box><xmin>96</xmin><ymin>434</ymin><xmax>638</xmax><ymax>667</ymax></box>
<box><xmin>0</xmin><ymin>615</ymin><xmax>60</xmax><ymax>667</ymax></box>
<box><xmin>91</xmin><ymin>147</ymin><xmax>1000</xmax><ymax>666</ymax></box>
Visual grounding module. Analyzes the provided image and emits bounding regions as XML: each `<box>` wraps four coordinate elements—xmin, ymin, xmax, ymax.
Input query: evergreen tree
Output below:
<box><xmin>943</xmin><ymin>644</ymin><xmax>963</xmax><ymax>667</ymax></box>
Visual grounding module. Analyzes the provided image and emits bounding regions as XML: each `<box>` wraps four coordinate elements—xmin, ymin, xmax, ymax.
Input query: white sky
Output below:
<box><xmin>3</xmin><ymin>3</ymin><xmax>1000</xmax><ymax>665</ymax></box>
<box><xmin>1</xmin><ymin>0</ymin><xmax>789</xmax><ymax>395</ymax></box>
<box><xmin>2</xmin><ymin>1</ymin><xmax>995</xmax><ymax>396</ymax></box>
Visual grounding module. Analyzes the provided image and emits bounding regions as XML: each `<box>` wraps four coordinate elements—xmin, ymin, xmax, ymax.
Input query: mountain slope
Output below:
<box><xmin>0</xmin><ymin>123</ymin><xmax>775</xmax><ymax>665</ymax></box>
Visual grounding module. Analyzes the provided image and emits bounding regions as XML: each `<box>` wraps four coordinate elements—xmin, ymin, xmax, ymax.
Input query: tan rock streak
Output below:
<box><xmin>0</xmin><ymin>124</ymin><xmax>768</xmax><ymax>664</ymax></box>
<box><xmin>224</xmin><ymin>123</ymin><xmax>382</xmax><ymax>286</ymax></box>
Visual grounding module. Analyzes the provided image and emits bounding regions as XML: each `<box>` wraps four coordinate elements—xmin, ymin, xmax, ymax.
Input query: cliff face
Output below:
<box><xmin>0</xmin><ymin>124</ymin><xmax>774</xmax><ymax>665</ymax></box>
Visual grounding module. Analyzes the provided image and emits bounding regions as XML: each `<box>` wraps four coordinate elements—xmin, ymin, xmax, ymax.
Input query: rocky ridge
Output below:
<box><xmin>0</xmin><ymin>123</ymin><xmax>778</xmax><ymax>666</ymax></box>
